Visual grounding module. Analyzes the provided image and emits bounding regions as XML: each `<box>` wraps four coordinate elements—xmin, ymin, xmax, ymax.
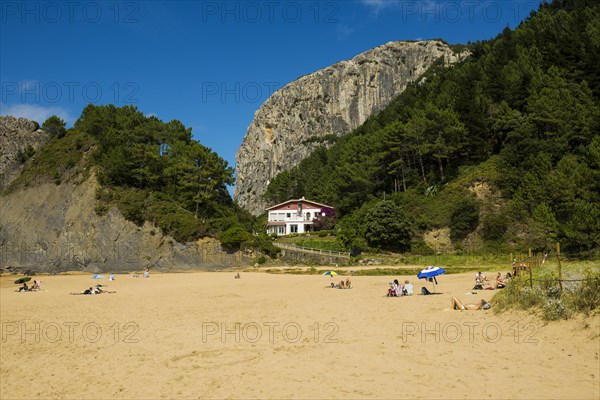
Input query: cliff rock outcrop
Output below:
<box><xmin>0</xmin><ymin>173</ymin><xmax>249</xmax><ymax>273</ymax></box>
<box><xmin>0</xmin><ymin>116</ymin><xmax>50</xmax><ymax>191</ymax></box>
<box><xmin>235</xmin><ymin>40</ymin><xmax>467</xmax><ymax>214</ymax></box>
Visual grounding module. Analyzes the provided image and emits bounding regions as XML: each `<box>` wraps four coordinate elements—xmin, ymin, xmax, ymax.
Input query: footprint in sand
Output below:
<box><xmin>166</xmin><ymin>349</ymin><xmax>262</xmax><ymax>369</ymax></box>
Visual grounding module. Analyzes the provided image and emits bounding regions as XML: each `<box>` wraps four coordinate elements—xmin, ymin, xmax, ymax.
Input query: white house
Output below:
<box><xmin>266</xmin><ymin>197</ymin><xmax>334</xmax><ymax>235</ymax></box>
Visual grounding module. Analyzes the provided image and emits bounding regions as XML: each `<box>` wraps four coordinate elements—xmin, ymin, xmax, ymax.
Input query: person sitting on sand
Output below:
<box><xmin>339</xmin><ymin>280</ymin><xmax>346</xmax><ymax>289</ymax></box>
<box><xmin>345</xmin><ymin>278</ymin><xmax>352</xmax><ymax>289</ymax></box>
<box><xmin>387</xmin><ymin>282</ymin><xmax>396</xmax><ymax>297</ymax></box>
<box><xmin>394</xmin><ymin>279</ymin><xmax>402</xmax><ymax>296</ymax></box>
<box><xmin>476</xmin><ymin>272</ymin><xmax>487</xmax><ymax>284</ymax></box>
<box><xmin>495</xmin><ymin>272</ymin><xmax>505</xmax><ymax>289</ymax></box>
<box><xmin>31</xmin><ymin>280</ymin><xmax>41</xmax><ymax>291</ymax></box>
<box><xmin>143</xmin><ymin>267</ymin><xmax>150</xmax><ymax>278</ymax></box>
<box><xmin>17</xmin><ymin>282</ymin><xmax>29</xmax><ymax>292</ymax></box>
<box><xmin>451</xmin><ymin>297</ymin><xmax>491</xmax><ymax>310</ymax></box>
<box><xmin>234</xmin><ymin>273</ymin><xmax>241</xmax><ymax>279</ymax></box>
<box><xmin>403</xmin><ymin>280</ymin><xmax>413</xmax><ymax>296</ymax></box>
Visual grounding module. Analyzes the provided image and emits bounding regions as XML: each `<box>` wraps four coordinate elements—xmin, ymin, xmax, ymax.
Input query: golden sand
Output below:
<box><xmin>1</xmin><ymin>271</ymin><xmax>598</xmax><ymax>399</ymax></box>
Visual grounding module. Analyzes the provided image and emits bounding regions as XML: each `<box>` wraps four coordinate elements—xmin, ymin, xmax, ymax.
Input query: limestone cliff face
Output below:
<box><xmin>0</xmin><ymin>173</ymin><xmax>248</xmax><ymax>273</ymax></box>
<box><xmin>0</xmin><ymin>117</ymin><xmax>249</xmax><ymax>273</ymax></box>
<box><xmin>0</xmin><ymin>116</ymin><xmax>50</xmax><ymax>191</ymax></box>
<box><xmin>235</xmin><ymin>40</ymin><xmax>467</xmax><ymax>215</ymax></box>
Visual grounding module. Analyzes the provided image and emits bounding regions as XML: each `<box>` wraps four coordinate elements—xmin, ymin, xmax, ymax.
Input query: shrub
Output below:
<box><xmin>364</xmin><ymin>200</ymin><xmax>413</xmax><ymax>251</ymax></box>
<box><xmin>252</xmin><ymin>234</ymin><xmax>281</xmax><ymax>258</ymax></box>
<box><xmin>481</xmin><ymin>213</ymin><xmax>508</xmax><ymax>241</ymax></box>
<box><xmin>450</xmin><ymin>196</ymin><xmax>479</xmax><ymax>241</ymax></box>
<box><xmin>220</xmin><ymin>227</ymin><xmax>252</xmax><ymax>251</ymax></box>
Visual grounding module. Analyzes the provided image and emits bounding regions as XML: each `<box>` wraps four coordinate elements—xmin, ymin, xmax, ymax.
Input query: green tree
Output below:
<box><xmin>363</xmin><ymin>200</ymin><xmax>413</xmax><ymax>250</ymax></box>
<box><xmin>42</xmin><ymin>115</ymin><xmax>67</xmax><ymax>138</ymax></box>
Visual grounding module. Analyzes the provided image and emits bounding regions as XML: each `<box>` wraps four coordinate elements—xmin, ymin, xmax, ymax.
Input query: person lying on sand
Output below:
<box><xmin>451</xmin><ymin>297</ymin><xmax>491</xmax><ymax>310</ymax></box>
<box><xmin>70</xmin><ymin>286</ymin><xmax>116</xmax><ymax>295</ymax></box>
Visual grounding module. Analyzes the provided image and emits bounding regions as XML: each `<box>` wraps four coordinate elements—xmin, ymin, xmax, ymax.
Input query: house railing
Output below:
<box><xmin>268</xmin><ymin>216</ymin><xmax>313</xmax><ymax>223</ymax></box>
<box><xmin>273</xmin><ymin>242</ymin><xmax>350</xmax><ymax>259</ymax></box>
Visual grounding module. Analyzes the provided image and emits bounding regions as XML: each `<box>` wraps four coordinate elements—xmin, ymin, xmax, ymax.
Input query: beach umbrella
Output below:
<box><xmin>92</xmin><ymin>275</ymin><xmax>104</xmax><ymax>279</ymax></box>
<box><xmin>417</xmin><ymin>266</ymin><xmax>446</xmax><ymax>292</ymax></box>
<box><xmin>322</xmin><ymin>271</ymin><xmax>338</xmax><ymax>276</ymax></box>
<box><xmin>14</xmin><ymin>277</ymin><xmax>31</xmax><ymax>284</ymax></box>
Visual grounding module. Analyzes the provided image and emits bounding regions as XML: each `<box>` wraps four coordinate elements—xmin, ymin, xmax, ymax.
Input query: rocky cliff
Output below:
<box><xmin>0</xmin><ymin>116</ymin><xmax>50</xmax><ymax>191</ymax></box>
<box><xmin>235</xmin><ymin>40</ymin><xmax>467</xmax><ymax>215</ymax></box>
<box><xmin>0</xmin><ymin>116</ymin><xmax>249</xmax><ymax>273</ymax></box>
<box><xmin>0</xmin><ymin>173</ymin><xmax>249</xmax><ymax>274</ymax></box>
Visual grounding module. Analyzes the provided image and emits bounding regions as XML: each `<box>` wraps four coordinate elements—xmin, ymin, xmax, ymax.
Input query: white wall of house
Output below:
<box><xmin>266</xmin><ymin>206</ymin><xmax>323</xmax><ymax>235</ymax></box>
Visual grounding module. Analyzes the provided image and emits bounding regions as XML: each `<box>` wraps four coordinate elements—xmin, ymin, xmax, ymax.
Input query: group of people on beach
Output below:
<box><xmin>386</xmin><ymin>279</ymin><xmax>413</xmax><ymax>297</ymax></box>
<box><xmin>16</xmin><ymin>280</ymin><xmax>41</xmax><ymax>292</ymax></box>
<box><xmin>473</xmin><ymin>271</ymin><xmax>512</xmax><ymax>290</ymax></box>
<box><xmin>331</xmin><ymin>278</ymin><xmax>352</xmax><ymax>289</ymax></box>
<box><xmin>132</xmin><ymin>268</ymin><xmax>150</xmax><ymax>278</ymax></box>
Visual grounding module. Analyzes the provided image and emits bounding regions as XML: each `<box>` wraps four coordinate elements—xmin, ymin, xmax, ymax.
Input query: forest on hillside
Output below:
<box><xmin>264</xmin><ymin>0</ymin><xmax>600</xmax><ymax>256</ymax></box>
<box><xmin>8</xmin><ymin>105</ymin><xmax>280</xmax><ymax>255</ymax></box>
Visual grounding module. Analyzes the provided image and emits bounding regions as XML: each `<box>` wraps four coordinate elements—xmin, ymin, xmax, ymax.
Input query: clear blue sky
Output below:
<box><xmin>1</xmin><ymin>0</ymin><xmax>544</xmax><ymax>176</ymax></box>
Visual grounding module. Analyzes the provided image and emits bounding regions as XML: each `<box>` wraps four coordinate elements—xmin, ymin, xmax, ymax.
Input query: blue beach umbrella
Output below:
<box><xmin>322</xmin><ymin>271</ymin><xmax>338</xmax><ymax>276</ymax></box>
<box><xmin>417</xmin><ymin>266</ymin><xmax>446</xmax><ymax>292</ymax></box>
<box><xmin>92</xmin><ymin>275</ymin><xmax>104</xmax><ymax>279</ymax></box>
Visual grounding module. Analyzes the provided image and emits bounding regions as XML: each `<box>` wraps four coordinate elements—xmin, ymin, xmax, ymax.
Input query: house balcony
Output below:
<box><xmin>268</xmin><ymin>215</ymin><xmax>314</xmax><ymax>223</ymax></box>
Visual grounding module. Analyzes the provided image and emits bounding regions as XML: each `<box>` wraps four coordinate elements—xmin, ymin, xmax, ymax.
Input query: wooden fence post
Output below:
<box><xmin>529</xmin><ymin>254</ymin><xmax>533</xmax><ymax>288</ymax></box>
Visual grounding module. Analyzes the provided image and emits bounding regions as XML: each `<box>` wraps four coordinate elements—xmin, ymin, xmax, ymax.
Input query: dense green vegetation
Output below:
<box><xmin>493</xmin><ymin>264</ymin><xmax>600</xmax><ymax>320</ymax></box>
<box><xmin>265</xmin><ymin>0</ymin><xmax>600</xmax><ymax>256</ymax></box>
<box><xmin>7</xmin><ymin>105</ymin><xmax>279</xmax><ymax>255</ymax></box>
<box><xmin>8</xmin><ymin>125</ymin><xmax>95</xmax><ymax>188</ymax></box>
<box><xmin>73</xmin><ymin>104</ymin><xmax>247</xmax><ymax>241</ymax></box>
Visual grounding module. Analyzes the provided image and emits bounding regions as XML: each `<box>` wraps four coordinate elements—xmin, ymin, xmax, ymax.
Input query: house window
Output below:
<box><xmin>290</xmin><ymin>225</ymin><xmax>298</xmax><ymax>233</ymax></box>
<box><xmin>305</xmin><ymin>212</ymin><xmax>311</xmax><ymax>221</ymax></box>
<box><xmin>286</xmin><ymin>213</ymin><xmax>291</xmax><ymax>218</ymax></box>
<box><xmin>278</xmin><ymin>226</ymin><xmax>285</xmax><ymax>234</ymax></box>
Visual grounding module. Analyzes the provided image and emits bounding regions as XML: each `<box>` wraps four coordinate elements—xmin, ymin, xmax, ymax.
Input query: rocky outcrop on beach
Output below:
<box><xmin>235</xmin><ymin>40</ymin><xmax>468</xmax><ymax>215</ymax></box>
<box><xmin>0</xmin><ymin>117</ymin><xmax>249</xmax><ymax>273</ymax></box>
<box><xmin>0</xmin><ymin>116</ymin><xmax>50</xmax><ymax>191</ymax></box>
<box><xmin>0</xmin><ymin>173</ymin><xmax>249</xmax><ymax>274</ymax></box>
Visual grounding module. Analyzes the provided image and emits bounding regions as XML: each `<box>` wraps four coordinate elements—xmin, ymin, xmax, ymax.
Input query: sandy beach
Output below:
<box><xmin>1</xmin><ymin>271</ymin><xmax>598</xmax><ymax>399</ymax></box>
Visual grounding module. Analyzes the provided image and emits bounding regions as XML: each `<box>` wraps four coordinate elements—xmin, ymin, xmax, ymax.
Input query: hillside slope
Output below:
<box><xmin>235</xmin><ymin>40</ymin><xmax>467</xmax><ymax>215</ymax></box>
<box><xmin>0</xmin><ymin>172</ymin><xmax>246</xmax><ymax>273</ymax></box>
